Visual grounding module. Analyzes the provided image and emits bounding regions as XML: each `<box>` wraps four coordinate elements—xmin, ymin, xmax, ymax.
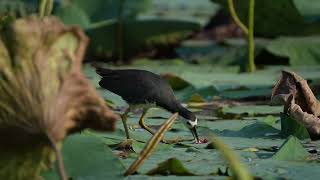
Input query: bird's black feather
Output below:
<box><xmin>95</xmin><ymin>66</ymin><xmax>195</xmax><ymax>121</ymax></box>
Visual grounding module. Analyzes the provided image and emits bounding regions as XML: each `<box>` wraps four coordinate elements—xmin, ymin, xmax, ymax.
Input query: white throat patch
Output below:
<box><xmin>188</xmin><ymin>118</ymin><xmax>197</xmax><ymax>127</ymax></box>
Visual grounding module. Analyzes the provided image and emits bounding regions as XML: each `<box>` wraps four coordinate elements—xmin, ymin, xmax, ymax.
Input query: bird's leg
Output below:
<box><xmin>138</xmin><ymin>108</ymin><xmax>172</xmax><ymax>144</ymax></box>
<box><xmin>138</xmin><ymin>108</ymin><xmax>155</xmax><ymax>135</ymax></box>
<box><xmin>116</xmin><ymin>107</ymin><xmax>134</xmax><ymax>152</ymax></box>
<box><xmin>121</xmin><ymin>107</ymin><xmax>131</xmax><ymax>139</ymax></box>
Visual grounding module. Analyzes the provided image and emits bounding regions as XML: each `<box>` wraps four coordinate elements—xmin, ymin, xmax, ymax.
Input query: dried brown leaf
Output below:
<box><xmin>271</xmin><ymin>71</ymin><xmax>297</xmax><ymax>105</ymax></box>
<box><xmin>0</xmin><ymin>16</ymin><xmax>119</xmax><ymax>179</ymax></box>
<box><xmin>271</xmin><ymin>70</ymin><xmax>320</xmax><ymax>139</ymax></box>
<box><xmin>288</xmin><ymin>98</ymin><xmax>320</xmax><ymax>138</ymax></box>
<box><xmin>271</xmin><ymin>70</ymin><xmax>320</xmax><ymax>115</ymax></box>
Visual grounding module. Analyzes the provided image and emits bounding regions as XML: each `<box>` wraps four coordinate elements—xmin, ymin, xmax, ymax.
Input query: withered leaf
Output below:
<box><xmin>0</xmin><ymin>16</ymin><xmax>119</xmax><ymax>180</ymax></box>
<box><xmin>288</xmin><ymin>99</ymin><xmax>320</xmax><ymax>138</ymax></box>
<box><xmin>271</xmin><ymin>70</ymin><xmax>320</xmax><ymax>139</ymax></box>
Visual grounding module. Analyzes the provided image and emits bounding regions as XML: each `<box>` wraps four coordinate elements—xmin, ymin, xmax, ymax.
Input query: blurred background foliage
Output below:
<box><xmin>1</xmin><ymin>0</ymin><xmax>320</xmax><ymax>67</ymax></box>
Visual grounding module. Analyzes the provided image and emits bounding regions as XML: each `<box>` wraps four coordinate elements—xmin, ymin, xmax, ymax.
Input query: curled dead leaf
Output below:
<box><xmin>0</xmin><ymin>16</ymin><xmax>118</xmax><ymax>179</ymax></box>
<box><xmin>271</xmin><ymin>70</ymin><xmax>320</xmax><ymax>115</ymax></box>
<box><xmin>288</xmin><ymin>98</ymin><xmax>320</xmax><ymax>138</ymax></box>
<box><xmin>271</xmin><ymin>70</ymin><xmax>320</xmax><ymax>139</ymax></box>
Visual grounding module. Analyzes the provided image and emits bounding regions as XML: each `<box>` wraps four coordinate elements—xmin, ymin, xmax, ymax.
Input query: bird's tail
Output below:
<box><xmin>91</xmin><ymin>63</ymin><xmax>113</xmax><ymax>77</ymax></box>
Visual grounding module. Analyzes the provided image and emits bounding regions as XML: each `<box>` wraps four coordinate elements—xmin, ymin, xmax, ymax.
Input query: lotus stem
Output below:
<box><xmin>247</xmin><ymin>0</ymin><xmax>255</xmax><ymax>72</ymax></box>
<box><xmin>207</xmin><ymin>133</ymin><xmax>253</xmax><ymax>180</ymax></box>
<box><xmin>124</xmin><ymin>113</ymin><xmax>178</xmax><ymax>176</ymax></box>
<box><xmin>227</xmin><ymin>0</ymin><xmax>248</xmax><ymax>35</ymax></box>
<box><xmin>227</xmin><ymin>0</ymin><xmax>255</xmax><ymax>72</ymax></box>
<box><xmin>39</xmin><ymin>0</ymin><xmax>53</xmax><ymax>18</ymax></box>
<box><xmin>47</xmin><ymin>135</ymin><xmax>68</xmax><ymax>180</ymax></box>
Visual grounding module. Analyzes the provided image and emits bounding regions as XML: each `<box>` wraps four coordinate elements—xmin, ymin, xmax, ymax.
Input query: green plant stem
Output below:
<box><xmin>227</xmin><ymin>0</ymin><xmax>248</xmax><ymax>35</ymax></box>
<box><xmin>207</xmin><ymin>134</ymin><xmax>253</xmax><ymax>180</ymax></box>
<box><xmin>48</xmin><ymin>135</ymin><xmax>67</xmax><ymax>180</ymax></box>
<box><xmin>124</xmin><ymin>113</ymin><xmax>178</xmax><ymax>176</ymax></box>
<box><xmin>45</xmin><ymin>0</ymin><xmax>53</xmax><ymax>16</ymax></box>
<box><xmin>247</xmin><ymin>0</ymin><xmax>256</xmax><ymax>72</ymax></box>
<box><xmin>227</xmin><ymin>0</ymin><xmax>255</xmax><ymax>72</ymax></box>
<box><xmin>39</xmin><ymin>0</ymin><xmax>53</xmax><ymax>18</ymax></box>
<box><xmin>117</xmin><ymin>0</ymin><xmax>125</xmax><ymax>63</ymax></box>
<box><xmin>39</xmin><ymin>0</ymin><xmax>47</xmax><ymax>18</ymax></box>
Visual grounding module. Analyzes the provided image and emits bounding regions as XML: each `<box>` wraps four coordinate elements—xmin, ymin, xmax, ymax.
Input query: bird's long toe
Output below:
<box><xmin>115</xmin><ymin>139</ymin><xmax>135</xmax><ymax>152</ymax></box>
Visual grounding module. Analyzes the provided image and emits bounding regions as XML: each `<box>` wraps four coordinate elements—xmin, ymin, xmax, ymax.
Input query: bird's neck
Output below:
<box><xmin>176</xmin><ymin>104</ymin><xmax>192</xmax><ymax>119</ymax></box>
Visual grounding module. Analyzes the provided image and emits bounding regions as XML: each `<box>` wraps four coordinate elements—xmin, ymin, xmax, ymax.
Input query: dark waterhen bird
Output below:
<box><xmin>94</xmin><ymin>65</ymin><xmax>200</xmax><ymax>143</ymax></box>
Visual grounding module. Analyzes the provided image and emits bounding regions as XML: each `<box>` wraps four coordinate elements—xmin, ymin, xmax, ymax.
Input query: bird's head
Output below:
<box><xmin>179</xmin><ymin>109</ymin><xmax>200</xmax><ymax>143</ymax></box>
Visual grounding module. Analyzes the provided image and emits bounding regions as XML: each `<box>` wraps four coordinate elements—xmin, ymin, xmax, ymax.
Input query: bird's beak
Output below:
<box><xmin>190</xmin><ymin>126</ymin><xmax>200</xmax><ymax>143</ymax></box>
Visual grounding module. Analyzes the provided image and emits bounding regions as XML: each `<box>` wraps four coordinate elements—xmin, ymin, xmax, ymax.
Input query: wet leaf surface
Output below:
<box><xmin>266</xmin><ymin>37</ymin><xmax>320</xmax><ymax>66</ymax></box>
<box><xmin>272</xmin><ymin>136</ymin><xmax>310</xmax><ymax>161</ymax></box>
<box><xmin>43</xmin><ymin>134</ymin><xmax>125</xmax><ymax>179</ymax></box>
<box><xmin>218</xmin><ymin>105</ymin><xmax>282</xmax><ymax>119</ymax></box>
<box><xmin>146</xmin><ymin>158</ymin><xmax>195</xmax><ymax>176</ymax></box>
<box><xmin>82</xmin><ymin>62</ymin><xmax>320</xmax><ymax>179</ymax></box>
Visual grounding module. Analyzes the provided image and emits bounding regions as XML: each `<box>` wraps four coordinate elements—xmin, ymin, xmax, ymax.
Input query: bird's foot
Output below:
<box><xmin>115</xmin><ymin>139</ymin><xmax>135</xmax><ymax>153</ymax></box>
<box><xmin>162</xmin><ymin>137</ymin><xmax>208</xmax><ymax>144</ymax></box>
<box><xmin>161</xmin><ymin>137</ymin><xmax>192</xmax><ymax>144</ymax></box>
<box><xmin>160</xmin><ymin>138</ymin><xmax>170</xmax><ymax>144</ymax></box>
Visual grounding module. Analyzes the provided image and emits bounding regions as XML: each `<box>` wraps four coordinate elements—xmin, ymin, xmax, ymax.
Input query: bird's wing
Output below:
<box><xmin>98</xmin><ymin>70</ymin><xmax>155</xmax><ymax>103</ymax></box>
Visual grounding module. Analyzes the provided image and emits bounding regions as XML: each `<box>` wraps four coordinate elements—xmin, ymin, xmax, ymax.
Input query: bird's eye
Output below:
<box><xmin>186</xmin><ymin>121</ymin><xmax>192</xmax><ymax>126</ymax></box>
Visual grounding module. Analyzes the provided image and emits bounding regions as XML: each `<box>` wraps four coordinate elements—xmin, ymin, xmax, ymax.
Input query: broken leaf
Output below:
<box><xmin>161</xmin><ymin>73</ymin><xmax>192</xmax><ymax>90</ymax></box>
<box><xmin>271</xmin><ymin>136</ymin><xmax>310</xmax><ymax>161</ymax></box>
<box><xmin>146</xmin><ymin>158</ymin><xmax>195</xmax><ymax>176</ymax></box>
<box><xmin>188</xmin><ymin>94</ymin><xmax>207</xmax><ymax>103</ymax></box>
<box><xmin>263</xmin><ymin>115</ymin><xmax>279</xmax><ymax>125</ymax></box>
<box><xmin>280</xmin><ymin>113</ymin><xmax>310</xmax><ymax>140</ymax></box>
